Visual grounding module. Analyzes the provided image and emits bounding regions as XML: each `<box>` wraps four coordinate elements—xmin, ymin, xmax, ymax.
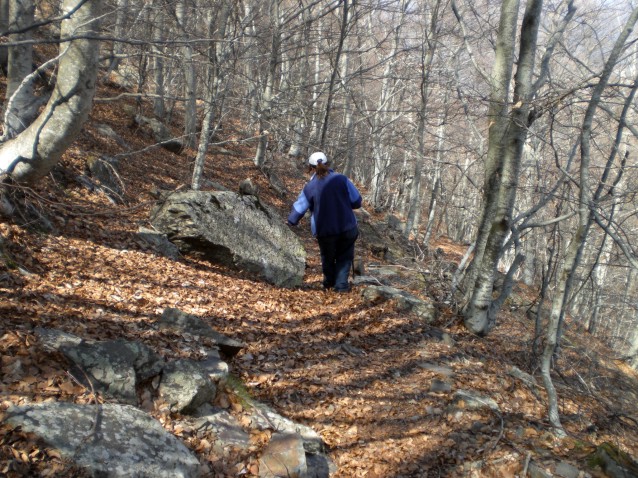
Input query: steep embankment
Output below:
<box><xmin>1</xmin><ymin>85</ymin><xmax>638</xmax><ymax>477</ymax></box>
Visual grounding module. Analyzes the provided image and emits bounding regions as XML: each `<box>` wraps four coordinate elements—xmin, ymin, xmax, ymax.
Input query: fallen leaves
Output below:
<box><xmin>0</xmin><ymin>107</ymin><xmax>637</xmax><ymax>478</ymax></box>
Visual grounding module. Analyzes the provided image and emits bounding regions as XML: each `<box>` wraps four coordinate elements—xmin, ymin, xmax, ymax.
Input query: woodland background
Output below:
<box><xmin>1</xmin><ymin>0</ymin><xmax>638</xmax><ymax>476</ymax></box>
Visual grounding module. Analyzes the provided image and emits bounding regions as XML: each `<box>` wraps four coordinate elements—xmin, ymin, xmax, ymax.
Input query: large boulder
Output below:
<box><xmin>150</xmin><ymin>190</ymin><xmax>306</xmax><ymax>288</ymax></box>
<box><xmin>5</xmin><ymin>402</ymin><xmax>200</xmax><ymax>478</ymax></box>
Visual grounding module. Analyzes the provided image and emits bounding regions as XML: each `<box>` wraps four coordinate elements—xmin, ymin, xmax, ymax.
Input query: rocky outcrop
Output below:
<box><xmin>249</xmin><ymin>402</ymin><xmax>336</xmax><ymax>477</ymax></box>
<box><xmin>150</xmin><ymin>190</ymin><xmax>306</xmax><ymax>288</ymax></box>
<box><xmin>259</xmin><ymin>433</ymin><xmax>307</xmax><ymax>478</ymax></box>
<box><xmin>59</xmin><ymin>337</ymin><xmax>164</xmax><ymax>405</ymax></box>
<box><xmin>24</xmin><ymin>309</ymin><xmax>334</xmax><ymax>478</ymax></box>
<box><xmin>4</xmin><ymin>402</ymin><xmax>200</xmax><ymax>478</ymax></box>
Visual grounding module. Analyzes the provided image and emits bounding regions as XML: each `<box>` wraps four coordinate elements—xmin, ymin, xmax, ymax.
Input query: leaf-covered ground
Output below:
<box><xmin>1</xmin><ymin>86</ymin><xmax>638</xmax><ymax>477</ymax></box>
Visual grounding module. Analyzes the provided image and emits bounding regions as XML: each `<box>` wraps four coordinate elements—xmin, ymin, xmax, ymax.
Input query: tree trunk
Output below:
<box><xmin>152</xmin><ymin>4</ymin><xmax>166</xmax><ymax>119</ymax></box>
<box><xmin>0</xmin><ymin>0</ymin><xmax>102</xmax><ymax>184</ymax></box>
<box><xmin>254</xmin><ymin>0</ymin><xmax>280</xmax><ymax>168</ymax></box>
<box><xmin>370</xmin><ymin>2</ymin><xmax>407</xmax><ymax>209</ymax></box>
<box><xmin>103</xmin><ymin>0</ymin><xmax>129</xmax><ymax>80</ymax></box>
<box><xmin>2</xmin><ymin>0</ymin><xmax>36</xmax><ymax>140</ymax></box>
<box><xmin>340</xmin><ymin>21</ymin><xmax>356</xmax><ymax>177</ymax></box>
<box><xmin>318</xmin><ymin>0</ymin><xmax>350</xmax><ymax>150</ymax></box>
<box><xmin>457</xmin><ymin>0</ymin><xmax>521</xmax><ymax>310</ymax></box>
<box><xmin>176</xmin><ymin>0</ymin><xmax>198</xmax><ymax>149</ymax></box>
<box><xmin>541</xmin><ymin>5</ymin><xmax>638</xmax><ymax>435</ymax></box>
<box><xmin>192</xmin><ymin>1</ymin><xmax>232</xmax><ymax>190</ymax></box>
<box><xmin>463</xmin><ymin>0</ymin><xmax>545</xmax><ymax>335</ymax></box>
<box><xmin>405</xmin><ymin>0</ymin><xmax>441</xmax><ymax>240</ymax></box>
<box><xmin>0</xmin><ymin>0</ymin><xmax>10</xmax><ymax>69</ymax></box>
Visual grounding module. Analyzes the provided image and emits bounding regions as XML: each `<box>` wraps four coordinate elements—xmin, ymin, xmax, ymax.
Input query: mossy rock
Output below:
<box><xmin>587</xmin><ymin>442</ymin><xmax>638</xmax><ymax>477</ymax></box>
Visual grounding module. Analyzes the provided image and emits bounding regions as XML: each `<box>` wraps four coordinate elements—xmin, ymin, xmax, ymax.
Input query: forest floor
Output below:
<box><xmin>1</xmin><ymin>84</ymin><xmax>638</xmax><ymax>477</ymax></box>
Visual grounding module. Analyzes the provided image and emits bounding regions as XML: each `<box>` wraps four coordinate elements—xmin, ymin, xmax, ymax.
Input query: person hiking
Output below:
<box><xmin>287</xmin><ymin>151</ymin><xmax>362</xmax><ymax>292</ymax></box>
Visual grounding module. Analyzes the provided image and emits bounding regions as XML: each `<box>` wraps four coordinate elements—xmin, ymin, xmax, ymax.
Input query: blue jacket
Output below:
<box><xmin>288</xmin><ymin>171</ymin><xmax>362</xmax><ymax>237</ymax></box>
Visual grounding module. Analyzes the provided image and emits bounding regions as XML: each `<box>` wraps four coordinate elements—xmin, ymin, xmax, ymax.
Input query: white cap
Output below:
<box><xmin>308</xmin><ymin>152</ymin><xmax>328</xmax><ymax>166</ymax></box>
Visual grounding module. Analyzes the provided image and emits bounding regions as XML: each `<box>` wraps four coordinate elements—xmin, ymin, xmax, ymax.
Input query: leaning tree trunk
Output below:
<box><xmin>0</xmin><ymin>0</ymin><xmax>102</xmax><ymax>184</ymax></box>
<box><xmin>541</xmin><ymin>5</ymin><xmax>638</xmax><ymax>435</ymax></box>
<box><xmin>2</xmin><ymin>0</ymin><xmax>36</xmax><ymax>140</ymax></box>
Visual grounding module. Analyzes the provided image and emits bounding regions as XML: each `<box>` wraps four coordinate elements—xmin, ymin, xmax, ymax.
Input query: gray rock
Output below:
<box><xmin>202</xmin><ymin>180</ymin><xmax>230</xmax><ymax>191</ymax></box>
<box><xmin>259</xmin><ymin>433</ymin><xmax>307</xmax><ymax>478</ymax></box>
<box><xmin>555</xmin><ymin>461</ymin><xmax>580</xmax><ymax>478</ymax></box>
<box><xmin>508</xmin><ymin>366</ymin><xmax>538</xmax><ymax>388</ymax></box>
<box><xmin>361</xmin><ymin>285</ymin><xmax>436</xmax><ymax>321</ymax></box>
<box><xmin>198</xmin><ymin>349</ymin><xmax>229</xmax><ymax>382</ymax></box>
<box><xmin>239</xmin><ymin>178</ymin><xmax>257</xmax><ymax>196</ymax></box>
<box><xmin>452</xmin><ymin>390</ymin><xmax>500</xmax><ymax>412</ymax></box>
<box><xmin>34</xmin><ymin>327</ymin><xmax>84</xmax><ymax>352</ymax></box>
<box><xmin>134</xmin><ymin>114</ymin><xmax>183</xmax><ymax>153</ymax></box>
<box><xmin>192</xmin><ymin>405</ymin><xmax>250</xmax><ymax>448</ymax></box>
<box><xmin>250</xmin><ymin>402</ymin><xmax>325</xmax><ymax>455</ymax></box>
<box><xmin>417</xmin><ymin>362</ymin><xmax>455</xmax><ymax>377</ymax></box>
<box><xmin>353</xmin><ymin>275</ymin><xmax>384</xmax><ymax>286</ymax></box>
<box><xmin>158</xmin><ymin>307</ymin><xmax>244</xmax><ymax>357</ymax></box>
<box><xmin>137</xmin><ymin>227</ymin><xmax>181</xmax><ymax>260</ymax></box>
<box><xmin>387</xmin><ymin>214</ymin><xmax>403</xmax><ymax>232</ymax></box>
<box><xmin>589</xmin><ymin>442</ymin><xmax>638</xmax><ymax>478</ymax></box>
<box><xmin>62</xmin><ymin>339</ymin><xmax>163</xmax><ymax>405</ymax></box>
<box><xmin>87</xmin><ymin>155</ymin><xmax>123</xmax><ymax>201</ymax></box>
<box><xmin>160</xmin><ymin>359</ymin><xmax>217</xmax><ymax>414</ymax></box>
<box><xmin>528</xmin><ymin>461</ymin><xmax>553</xmax><ymax>478</ymax></box>
<box><xmin>306</xmin><ymin>452</ymin><xmax>336</xmax><ymax>478</ymax></box>
<box><xmin>150</xmin><ymin>190</ymin><xmax>306</xmax><ymax>288</ymax></box>
<box><xmin>5</xmin><ymin>402</ymin><xmax>200</xmax><ymax>478</ymax></box>
<box><xmin>96</xmin><ymin>123</ymin><xmax>129</xmax><ymax>149</ymax></box>
<box><xmin>112</xmin><ymin>65</ymin><xmax>139</xmax><ymax>89</ymax></box>
<box><xmin>429</xmin><ymin>379</ymin><xmax>452</xmax><ymax>393</ymax></box>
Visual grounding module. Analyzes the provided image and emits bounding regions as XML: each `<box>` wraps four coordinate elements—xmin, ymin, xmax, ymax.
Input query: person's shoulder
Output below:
<box><xmin>330</xmin><ymin>171</ymin><xmax>348</xmax><ymax>180</ymax></box>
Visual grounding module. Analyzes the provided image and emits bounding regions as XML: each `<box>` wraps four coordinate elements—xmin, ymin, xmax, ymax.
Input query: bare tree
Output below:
<box><xmin>192</xmin><ymin>0</ymin><xmax>234</xmax><ymax>189</ymax></box>
<box><xmin>2</xmin><ymin>0</ymin><xmax>37</xmax><ymax>140</ymax></box>
<box><xmin>0</xmin><ymin>0</ymin><xmax>103</xmax><ymax>184</ymax></box>
<box><xmin>541</xmin><ymin>5</ymin><xmax>638</xmax><ymax>435</ymax></box>
<box><xmin>404</xmin><ymin>0</ymin><xmax>443</xmax><ymax>239</ymax></box>
<box><xmin>459</xmin><ymin>0</ymin><xmax>545</xmax><ymax>335</ymax></box>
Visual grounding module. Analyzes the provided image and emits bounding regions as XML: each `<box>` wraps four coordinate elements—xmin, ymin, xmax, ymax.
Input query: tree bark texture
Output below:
<box><xmin>2</xmin><ymin>0</ymin><xmax>36</xmax><ymax>139</ymax></box>
<box><xmin>0</xmin><ymin>0</ymin><xmax>102</xmax><ymax>184</ymax></box>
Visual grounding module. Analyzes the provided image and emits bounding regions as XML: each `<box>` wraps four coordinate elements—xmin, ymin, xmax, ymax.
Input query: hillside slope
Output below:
<box><xmin>1</xmin><ymin>85</ymin><xmax>638</xmax><ymax>477</ymax></box>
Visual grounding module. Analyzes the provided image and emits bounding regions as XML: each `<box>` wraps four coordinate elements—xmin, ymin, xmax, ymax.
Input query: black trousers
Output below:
<box><xmin>316</xmin><ymin>226</ymin><xmax>359</xmax><ymax>291</ymax></box>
